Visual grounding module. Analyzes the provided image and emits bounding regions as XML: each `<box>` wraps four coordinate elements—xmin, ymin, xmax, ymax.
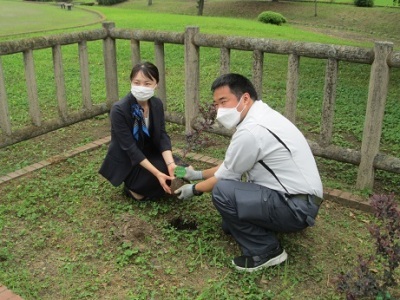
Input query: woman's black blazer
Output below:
<box><xmin>99</xmin><ymin>92</ymin><xmax>172</xmax><ymax>186</ymax></box>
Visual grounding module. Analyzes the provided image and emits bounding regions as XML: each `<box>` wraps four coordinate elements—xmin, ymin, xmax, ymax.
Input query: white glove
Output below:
<box><xmin>174</xmin><ymin>184</ymin><xmax>194</xmax><ymax>200</ymax></box>
<box><xmin>184</xmin><ymin>167</ymin><xmax>203</xmax><ymax>181</ymax></box>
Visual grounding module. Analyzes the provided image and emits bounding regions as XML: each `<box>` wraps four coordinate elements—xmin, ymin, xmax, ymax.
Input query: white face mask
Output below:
<box><xmin>131</xmin><ymin>85</ymin><xmax>155</xmax><ymax>101</ymax></box>
<box><xmin>216</xmin><ymin>96</ymin><xmax>245</xmax><ymax>130</ymax></box>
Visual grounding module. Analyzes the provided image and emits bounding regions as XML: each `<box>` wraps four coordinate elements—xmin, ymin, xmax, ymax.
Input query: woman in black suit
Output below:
<box><xmin>99</xmin><ymin>62</ymin><xmax>178</xmax><ymax>201</ymax></box>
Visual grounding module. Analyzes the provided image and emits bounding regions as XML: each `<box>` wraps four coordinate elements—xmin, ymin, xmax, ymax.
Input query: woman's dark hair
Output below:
<box><xmin>211</xmin><ymin>73</ymin><xmax>258</xmax><ymax>100</ymax></box>
<box><xmin>130</xmin><ymin>61</ymin><xmax>159</xmax><ymax>83</ymax></box>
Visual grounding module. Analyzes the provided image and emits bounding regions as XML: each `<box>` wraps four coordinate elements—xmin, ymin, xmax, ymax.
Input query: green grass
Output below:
<box><xmin>0</xmin><ymin>2</ymin><xmax>400</xmax><ymax>298</ymax></box>
<box><xmin>109</xmin><ymin>0</ymin><xmax>400</xmax><ymax>46</ymax></box>
<box><xmin>0</xmin><ymin>0</ymin><xmax>103</xmax><ymax>37</ymax></box>
<box><xmin>0</xmin><ymin>0</ymin><xmax>399</xmax><ymax>190</ymax></box>
<box><xmin>1</xmin><ymin>147</ymin><xmax>398</xmax><ymax>299</ymax></box>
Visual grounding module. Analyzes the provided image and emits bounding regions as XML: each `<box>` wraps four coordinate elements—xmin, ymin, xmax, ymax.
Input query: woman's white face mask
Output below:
<box><xmin>131</xmin><ymin>85</ymin><xmax>155</xmax><ymax>101</ymax></box>
<box><xmin>216</xmin><ymin>96</ymin><xmax>245</xmax><ymax>130</ymax></box>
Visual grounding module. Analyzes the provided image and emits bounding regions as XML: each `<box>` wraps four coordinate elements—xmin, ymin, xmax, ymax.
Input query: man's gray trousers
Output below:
<box><xmin>212</xmin><ymin>179</ymin><xmax>320</xmax><ymax>257</ymax></box>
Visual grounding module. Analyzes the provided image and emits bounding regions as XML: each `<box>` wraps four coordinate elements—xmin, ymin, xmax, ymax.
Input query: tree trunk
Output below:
<box><xmin>197</xmin><ymin>0</ymin><xmax>204</xmax><ymax>16</ymax></box>
<box><xmin>314</xmin><ymin>0</ymin><xmax>317</xmax><ymax>16</ymax></box>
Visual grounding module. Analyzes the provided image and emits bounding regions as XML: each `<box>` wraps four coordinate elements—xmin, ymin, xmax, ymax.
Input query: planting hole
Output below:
<box><xmin>169</xmin><ymin>217</ymin><xmax>198</xmax><ymax>231</ymax></box>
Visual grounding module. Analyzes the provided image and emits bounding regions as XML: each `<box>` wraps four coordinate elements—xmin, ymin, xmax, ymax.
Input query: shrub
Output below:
<box><xmin>257</xmin><ymin>11</ymin><xmax>287</xmax><ymax>26</ymax></box>
<box><xmin>98</xmin><ymin>0</ymin><xmax>127</xmax><ymax>5</ymax></box>
<box><xmin>354</xmin><ymin>0</ymin><xmax>374</xmax><ymax>7</ymax></box>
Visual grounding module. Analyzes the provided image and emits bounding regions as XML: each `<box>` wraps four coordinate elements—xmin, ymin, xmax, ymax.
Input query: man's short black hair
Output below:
<box><xmin>211</xmin><ymin>73</ymin><xmax>258</xmax><ymax>100</ymax></box>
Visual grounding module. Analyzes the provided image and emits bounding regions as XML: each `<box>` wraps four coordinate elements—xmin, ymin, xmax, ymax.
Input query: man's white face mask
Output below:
<box><xmin>216</xmin><ymin>96</ymin><xmax>245</xmax><ymax>130</ymax></box>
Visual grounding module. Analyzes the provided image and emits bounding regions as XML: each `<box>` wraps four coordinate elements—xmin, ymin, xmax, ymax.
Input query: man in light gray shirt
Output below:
<box><xmin>175</xmin><ymin>73</ymin><xmax>323</xmax><ymax>272</ymax></box>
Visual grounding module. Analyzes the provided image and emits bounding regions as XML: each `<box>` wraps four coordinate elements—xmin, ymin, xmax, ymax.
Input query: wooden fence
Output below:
<box><xmin>0</xmin><ymin>21</ymin><xmax>399</xmax><ymax>190</ymax></box>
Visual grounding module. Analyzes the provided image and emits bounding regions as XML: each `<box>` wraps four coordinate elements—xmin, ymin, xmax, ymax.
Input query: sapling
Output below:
<box><xmin>337</xmin><ymin>193</ymin><xmax>400</xmax><ymax>300</ymax></box>
<box><xmin>183</xmin><ymin>103</ymin><xmax>216</xmax><ymax>157</ymax></box>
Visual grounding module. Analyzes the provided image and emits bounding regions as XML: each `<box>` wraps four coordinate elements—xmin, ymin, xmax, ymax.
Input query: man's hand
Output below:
<box><xmin>184</xmin><ymin>167</ymin><xmax>203</xmax><ymax>181</ymax></box>
<box><xmin>174</xmin><ymin>184</ymin><xmax>194</xmax><ymax>200</ymax></box>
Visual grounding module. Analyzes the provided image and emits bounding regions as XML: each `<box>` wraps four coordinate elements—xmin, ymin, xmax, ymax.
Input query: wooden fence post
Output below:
<box><xmin>0</xmin><ymin>58</ymin><xmax>12</xmax><ymax>135</ymax></box>
<box><xmin>252</xmin><ymin>50</ymin><xmax>263</xmax><ymax>99</ymax></box>
<box><xmin>23</xmin><ymin>49</ymin><xmax>41</xmax><ymax>126</ymax></box>
<box><xmin>285</xmin><ymin>54</ymin><xmax>300</xmax><ymax>123</ymax></box>
<box><xmin>52</xmin><ymin>44</ymin><xmax>68</xmax><ymax>121</ymax></box>
<box><xmin>184</xmin><ymin>26</ymin><xmax>200</xmax><ymax>134</ymax></box>
<box><xmin>320</xmin><ymin>58</ymin><xmax>339</xmax><ymax>147</ymax></box>
<box><xmin>131</xmin><ymin>39</ymin><xmax>140</xmax><ymax>67</ymax></box>
<box><xmin>78</xmin><ymin>41</ymin><xmax>92</xmax><ymax>110</ymax></box>
<box><xmin>356</xmin><ymin>41</ymin><xmax>393</xmax><ymax>190</ymax></box>
<box><xmin>102</xmin><ymin>22</ymin><xmax>119</xmax><ymax>108</ymax></box>
<box><xmin>220</xmin><ymin>47</ymin><xmax>230</xmax><ymax>75</ymax></box>
<box><xmin>155</xmin><ymin>41</ymin><xmax>167</xmax><ymax>109</ymax></box>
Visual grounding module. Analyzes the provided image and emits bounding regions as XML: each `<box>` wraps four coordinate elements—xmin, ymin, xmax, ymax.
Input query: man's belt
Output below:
<box><xmin>290</xmin><ymin>194</ymin><xmax>323</xmax><ymax>206</ymax></box>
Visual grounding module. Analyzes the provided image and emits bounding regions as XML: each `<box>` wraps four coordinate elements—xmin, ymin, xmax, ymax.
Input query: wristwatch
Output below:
<box><xmin>192</xmin><ymin>184</ymin><xmax>203</xmax><ymax>196</ymax></box>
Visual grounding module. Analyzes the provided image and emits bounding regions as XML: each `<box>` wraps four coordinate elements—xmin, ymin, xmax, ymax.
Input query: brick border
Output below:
<box><xmin>0</xmin><ymin>136</ymin><xmax>111</xmax><ymax>185</ymax></box>
<box><xmin>0</xmin><ymin>284</ymin><xmax>23</xmax><ymax>300</ymax></box>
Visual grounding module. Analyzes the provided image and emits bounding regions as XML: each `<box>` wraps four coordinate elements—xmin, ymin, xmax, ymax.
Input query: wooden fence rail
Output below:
<box><xmin>0</xmin><ymin>21</ymin><xmax>399</xmax><ymax>190</ymax></box>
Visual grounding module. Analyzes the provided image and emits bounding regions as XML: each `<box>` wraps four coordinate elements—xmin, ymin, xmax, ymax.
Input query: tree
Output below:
<box><xmin>314</xmin><ymin>0</ymin><xmax>317</xmax><ymax>17</ymax></box>
<box><xmin>197</xmin><ymin>0</ymin><xmax>204</xmax><ymax>16</ymax></box>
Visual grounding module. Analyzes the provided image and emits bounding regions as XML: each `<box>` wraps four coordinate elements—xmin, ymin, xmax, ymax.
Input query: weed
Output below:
<box><xmin>0</xmin><ymin>150</ymin><xmax>387</xmax><ymax>299</ymax></box>
<box><xmin>116</xmin><ymin>242</ymin><xmax>140</xmax><ymax>267</ymax></box>
<box><xmin>0</xmin><ymin>247</ymin><xmax>12</xmax><ymax>262</ymax></box>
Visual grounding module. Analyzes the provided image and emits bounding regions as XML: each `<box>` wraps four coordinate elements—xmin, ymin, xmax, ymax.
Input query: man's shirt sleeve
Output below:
<box><xmin>215</xmin><ymin>128</ymin><xmax>259</xmax><ymax>180</ymax></box>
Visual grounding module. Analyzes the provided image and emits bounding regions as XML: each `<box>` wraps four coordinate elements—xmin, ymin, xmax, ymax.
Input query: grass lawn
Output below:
<box><xmin>1</xmin><ymin>0</ymin><xmax>399</xmax><ymax>192</ymax></box>
<box><xmin>0</xmin><ymin>1</ymin><xmax>399</xmax><ymax>299</ymax></box>
<box><xmin>0</xmin><ymin>0</ymin><xmax>103</xmax><ymax>37</ymax></box>
<box><xmin>1</xmin><ymin>120</ymin><xmax>399</xmax><ymax>300</ymax></box>
<box><xmin>112</xmin><ymin>0</ymin><xmax>400</xmax><ymax>46</ymax></box>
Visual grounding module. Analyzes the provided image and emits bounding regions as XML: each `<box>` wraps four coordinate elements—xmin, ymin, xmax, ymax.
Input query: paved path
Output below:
<box><xmin>0</xmin><ymin>284</ymin><xmax>23</xmax><ymax>300</ymax></box>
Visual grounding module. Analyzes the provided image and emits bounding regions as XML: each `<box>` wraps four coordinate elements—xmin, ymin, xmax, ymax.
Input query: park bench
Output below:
<box><xmin>60</xmin><ymin>2</ymin><xmax>73</xmax><ymax>10</ymax></box>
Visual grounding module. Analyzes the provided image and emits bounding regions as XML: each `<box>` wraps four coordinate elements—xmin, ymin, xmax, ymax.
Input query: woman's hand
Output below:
<box><xmin>162</xmin><ymin>151</ymin><xmax>176</xmax><ymax>178</ymax></box>
<box><xmin>156</xmin><ymin>171</ymin><xmax>174</xmax><ymax>194</ymax></box>
<box><xmin>167</xmin><ymin>162</ymin><xmax>176</xmax><ymax>178</ymax></box>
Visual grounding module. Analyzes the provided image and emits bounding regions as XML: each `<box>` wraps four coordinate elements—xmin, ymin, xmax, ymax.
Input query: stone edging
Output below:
<box><xmin>0</xmin><ymin>136</ymin><xmax>374</xmax><ymax>213</ymax></box>
<box><xmin>0</xmin><ymin>283</ymin><xmax>23</xmax><ymax>300</ymax></box>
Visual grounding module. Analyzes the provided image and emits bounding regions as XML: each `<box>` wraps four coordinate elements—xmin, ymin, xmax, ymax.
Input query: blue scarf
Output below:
<box><xmin>131</xmin><ymin>104</ymin><xmax>150</xmax><ymax>141</ymax></box>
